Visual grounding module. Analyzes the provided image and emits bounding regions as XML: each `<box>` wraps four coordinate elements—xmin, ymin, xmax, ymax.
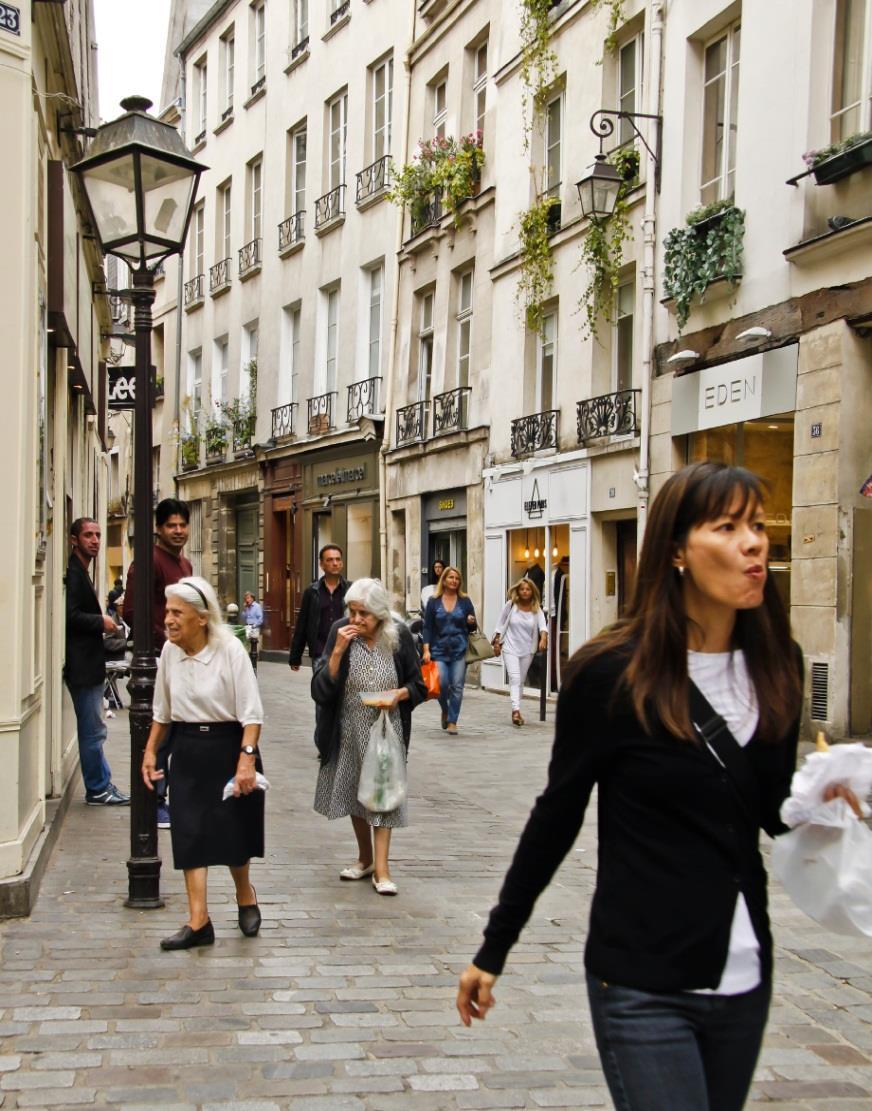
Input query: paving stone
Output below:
<box><xmin>409</xmin><ymin>1074</ymin><xmax>479</xmax><ymax>1091</ymax></box>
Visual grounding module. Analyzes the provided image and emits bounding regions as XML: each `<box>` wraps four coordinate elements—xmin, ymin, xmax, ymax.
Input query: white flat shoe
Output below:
<box><xmin>340</xmin><ymin>863</ymin><xmax>374</xmax><ymax>881</ymax></box>
<box><xmin>372</xmin><ymin>876</ymin><xmax>398</xmax><ymax>896</ymax></box>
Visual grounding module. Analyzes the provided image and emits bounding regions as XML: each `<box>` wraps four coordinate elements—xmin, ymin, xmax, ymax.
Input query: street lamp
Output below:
<box><xmin>576</xmin><ymin>108</ymin><xmax>662</xmax><ymax>221</ymax></box>
<box><xmin>72</xmin><ymin>96</ymin><xmax>206</xmax><ymax>909</ymax></box>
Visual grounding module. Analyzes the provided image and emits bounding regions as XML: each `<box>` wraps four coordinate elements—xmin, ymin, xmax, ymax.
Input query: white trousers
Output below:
<box><xmin>503</xmin><ymin>651</ymin><xmax>534</xmax><ymax>712</ymax></box>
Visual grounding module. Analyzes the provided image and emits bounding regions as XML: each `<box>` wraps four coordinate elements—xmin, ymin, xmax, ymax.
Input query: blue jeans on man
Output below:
<box><xmin>435</xmin><ymin>656</ymin><xmax>467</xmax><ymax>724</ymax></box>
<box><xmin>67</xmin><ymin>684</ymin><xmax>112</xmax><ymax>797</ymax></box>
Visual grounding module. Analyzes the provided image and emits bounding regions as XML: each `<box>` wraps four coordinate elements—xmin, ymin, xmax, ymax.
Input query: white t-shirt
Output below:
<box><xmin>687</xmin><ymin>649</ymin><xmax>761</xmax><ymax>996</ymax></box>
<box><xmin>495</xmin><ymin>603</ymin><xmax>547</xmax><ymax>657</ymax></box>
<box><xmin>153</xmin><ymin>634</ymin><xmax>264</xmax><ymax>727</ymax></box>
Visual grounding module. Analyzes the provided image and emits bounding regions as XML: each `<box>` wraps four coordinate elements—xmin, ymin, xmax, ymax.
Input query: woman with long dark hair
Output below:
<box><xmin>456</xmin><ymin>462</ymin><xmax>858</xmax><ymax>1111</ymax></box>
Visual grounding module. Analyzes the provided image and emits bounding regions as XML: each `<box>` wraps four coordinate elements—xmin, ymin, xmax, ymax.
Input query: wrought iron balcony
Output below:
<box><xmin>307</xmin><ymin>391</ymin><xmax>337</xmax><ymax>434</ymax></box>
<box><xmin>410</xmin><ymin>191</ymin><xmax>443</xmax><ymax>237</ymax></box>
<box><xmin>314</xmin><ymin>184</ymin><xmax>346</xmax><ymax>229</ymax></box>
<box><xmin>510</xmin><ymin>409</ymin><xmax>559</xmax><ymax>458</ymax></box>
<box><xmin>238</xmin><ymin>237</ymin><xmax>262</xmax><ymax>278</ymax></box>
<box><xmin>347</xmin><ymin>377</ymin><xmax>382</xmax><ymax>422</ymax></box>
<box><xmin>576</xmin><ymin>389</ymin><xmax>641</xmax><ymax>445</ymax></box>
<box><xmin>278</xmin><ymin>211</ymin><xmax>305</xmax><ymax>251</ymax></box>
<box><xmin>330</xmin><ymin>0</ymin><xmax>350</xmax><ymax>24</ymax></box>
<box><xmin>433</xmin><ymin>387</ymin><xmax>471</xmax><ymax>435</ymax></box>
<box><xmin>396</xmin><ymin>401</ymin><xmax>429</xmax><ymax>445</ymax></box>
<box><xmin>290</xmin><ymin>36</ymin><xmax>309</xmax><ymax>59</ymax></box>
<box><xmin>209</xmin><ymin>257</ymin><xmax>232</xmax><ymax>294</ymax></box>
<box><xmin>183</xmin><ymin>273</ymin><xmax>204</xmax><ymax>307</ymax></box>
<box><xmin>356</xmin><ymin>156</ymin><xmax>391</xmax><ymax>204</ymax></box>
<box><xmin>271</xmin><ymin>402</ymin><xmax>297</xmax><ymax>439</ymax></box>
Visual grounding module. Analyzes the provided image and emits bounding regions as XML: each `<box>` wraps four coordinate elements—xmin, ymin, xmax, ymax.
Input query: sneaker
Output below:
<box><xmin>156</xmin><ymin>801</ymin><xmax>171</xmax><ymax>829</ymax></box>
<box><xmin>86</xmin><ymin>784</ymin><xmax>130</xmax><ymax>806</ymax></box>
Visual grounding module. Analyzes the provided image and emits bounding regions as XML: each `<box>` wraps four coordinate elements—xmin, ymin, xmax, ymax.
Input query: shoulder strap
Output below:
<box><xmin>688</xmin><ymin>680</ymin><xmax>761</xmax><ymax>826</ymax></box>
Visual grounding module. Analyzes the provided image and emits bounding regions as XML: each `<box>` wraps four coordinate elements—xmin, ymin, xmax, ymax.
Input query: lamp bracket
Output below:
<box><xmin>590</xmin><ymin>109</ymin><xmax>662</xmax><ymax>191</ymax></box>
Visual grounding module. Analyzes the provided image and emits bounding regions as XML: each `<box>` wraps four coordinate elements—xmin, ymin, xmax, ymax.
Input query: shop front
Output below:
<box><xmin>481</xmin><ymin>456</ymin><xmax>590</xmax><ymax>696</ymax></box>
<box><xmin>421</xmin><ymin>489</ymin><xmax>467</xmax><ymax>595</ymax></box>
<box><xmin>261</xmin><ymin>455</ymin><xmax>303</xmax><ymax>656</ymax></box>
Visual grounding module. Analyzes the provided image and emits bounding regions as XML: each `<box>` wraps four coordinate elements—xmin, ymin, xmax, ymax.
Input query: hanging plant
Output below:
<box><xmin>518</xmin><ymin>0</ymin><xmax>558</xmax><ymax>147</ymax></box>
<box><xmin>663</xmin><ymin>203</ymin><xmax>745</xmax><ymax>331</ymax></box>
<box><xmin>577</xmin><ymin>146</ymin><xmax>639</xmax><ymax>341</ymax></box>
<box><xmin>204</xmin><ymin>414</ymin><xmax>228</xmax><ymax>456</ymax></box>
<box><xmin>516</xmin><ymin>193</ymin><xmax>559</xmax><ymax>333</ymax></box>
<box><xmin>593</xmin><ymin>0</ymin><xmax>626</xmax><ymax>56</ymax></box>
<box><xmin>389</xmin><ymin>133</ymin><xmax>484</xmax><ymax>229</ymax></box>
<box><xmin>180</xmin><ymin>432</ymin><xmax>200</xmax><ymax>469</ymax></box>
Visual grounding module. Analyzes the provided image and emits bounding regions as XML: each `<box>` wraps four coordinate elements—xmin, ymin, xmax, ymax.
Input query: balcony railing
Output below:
<box><xmin>510</xmin><ymin>409</ymin><xmax>559</xmax><ymax>458</ymax></box>
<box><xmin>576</xmin><ymin>389</ymin><xmax>641</xmax><ymax>445</ymax></box>
<box><xmin>307</xmin><ymin>391</ymin><xmax>337</xmax><ymax>434</ymax></box>
<box><xmin>314</xmin><ymin>184</ymin><xmax>346</xmax><ymax>229</ymax></box>
<box><xmin>271</xmin><ymin>402</ymin><xmax>297</xmax><ymax>439</ymax></box>
<box><xmin>209</xmin><ymin>257</ymin><xmax>232</xmax><ymax>294</ymax></box>
<box><xmin>396</xmin><ymin>401</ymin><xmax>429</xmax><ymax>445</ymax></box>
<box><xmin>330</xmin><ymin>0</ymin><xmax>350</xmax><ymax>24</ymax></box>
<box><xmin>183</xmin><ymin>274</ymin><xmax>204</xmax><ymax>307</ymax></box>
<box><xmin>356</xmin><ymin>156</ymin><xmax>391</xmax><ymax>204</ymax></box>
<box><xmin>410</xmin><ymin>191</ymin><xmax>443</xmax><ymax>237</ymax></box>
<box><xmin>433</xmin><ymin>387</ymin><xmax>471</xmax><ymax>435</ymax></box>
<box><xmin>347</xmin><ymin>377</ymin><xmax>382</xmax><ymax>422</ymax></box>
<box><xmin>278</xmin><ymin>211</ymin><xmax>305</xmax><ymax>251</ymax></box>
<box><xmin>290</xmin><ymin>36</ymin><xmax>309</xmax><ymax>59</ymax></box>
<box><xmin>238</xmin><ymin>237</ymin><xmax>262</xmax><ymax>278</ymax></box>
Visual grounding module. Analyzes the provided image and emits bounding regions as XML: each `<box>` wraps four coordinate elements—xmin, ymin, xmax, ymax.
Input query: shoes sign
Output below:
<box><xmin>0</xmin><ymin>4</ymin><xmax>20</xmax><ymax>36</ymax></box>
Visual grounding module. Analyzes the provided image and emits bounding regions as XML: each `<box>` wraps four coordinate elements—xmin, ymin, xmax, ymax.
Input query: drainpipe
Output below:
<box><xmin>636</xmin><ymin>0</ymin><xmax>664</xmax><ymax>545</ymax></box>
<box><xmin>378</xmin><ymin>2</ymin><xmax>417</xmax><ymax>587</ymax></box>
<box><xmin>173</xmin><ymin>55</ymin><xmax>186</xmax><ymax>485</ymax></box>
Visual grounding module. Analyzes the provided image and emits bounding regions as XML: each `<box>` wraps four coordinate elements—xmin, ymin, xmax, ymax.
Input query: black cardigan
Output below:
<box><xmin>288</xmin><ymin>577</ymin><xmax>349</xmax><ymax>666</ymax></box>
<box><xmin>311</xmin><ymin>619</ymin><xmax>427</xmax><ymax>765</ymax></box>
<box><xmin>64</xmin><ymin>555</ymin><xmax>107</xmax><ymax>688</ymax></box>
<box><xmin>474</xmin><ymin>645</ymin><xmax>801</xmax><ymax>992</ymax></box>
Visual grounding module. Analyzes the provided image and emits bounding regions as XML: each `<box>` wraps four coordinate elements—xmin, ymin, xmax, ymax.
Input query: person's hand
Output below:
<box><xmin>538</xmin><ymin>636</ymin><xmax>548</xmax><ymax>652</ymax></box>
<box><xmin>332</xmin><ymin>625</ymin><xmax>359</xmax><ymax>658</ymax></box>
<box><xmin>371</xmin><ymin>689</ymin><xmax>405</xmax><ymax>710</ymax></box>
<box><xmin>823</xmin><ymin>782</ymin><xmax>864</xmax><ymax>818</ymax></box>
<box><xmin>466</xmin><ymin>614</ymin><xmax>476</xmax><ymax>626</ymax></box>
<box><xmin>141</xmin><ymin>749</ymin><xmax>162</xmax><ymax>791</ymax></box>
<box><xmin>457</xmin><ymin>964</ymin><xmax>497</xmax><ymax>1026</ymax></box>
<box><xmin>103</xmin><ymin>616</ymin><xmax>118</xmax><ymax>634</ymax></box>
<box><xmin>422</xmin><ymin>647</ymin><xmax>431</xmax><ymax>663</ymax></box>
<box><xmin>234</xmin><ymin>756</ymin><xmax>258</xmax><ymax>796</ymax></box>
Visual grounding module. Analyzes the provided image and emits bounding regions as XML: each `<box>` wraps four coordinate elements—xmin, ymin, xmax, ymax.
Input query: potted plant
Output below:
<box><xmin>219</xmin><ymin>359</ymin><xmax>258</xmax><ymax>455</ymax></box>
<box><xmin>803</xmin><ymin>131</ymin><xmax>872</xmax><ymax>185</ymax></box>
<box><xmin>663</xmin><ymin>202</ymin><xmax>745</xmax><ymax>331</ymax></box>
<box><xmin>204</xmin><ymin>415</ymin><xmax>228</xmax><ymax>462</ymax></box>
<box><xmin>180</xmin><ymin>432</ymin><xmax>200</xmax><ymax>471</ymax></box>
<box><xmin>389</xmin><ymin>132</ymin><xmax>485</xmax><ymax>230</ymax></box>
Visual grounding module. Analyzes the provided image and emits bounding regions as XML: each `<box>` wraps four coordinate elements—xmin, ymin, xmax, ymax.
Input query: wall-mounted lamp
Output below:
<box><xmin>576</xmin><ymin>108</ymin><xmax>663</xmax><ymax>221</ymax></box>
<box><xmin>736</xmin><ymin>326</ymin><xmax>772</xmax><ymax>342</ymax></box>
<box><xmin>667</xmin><ymin>349</ymin><xmax>700</xmax><ymax>365</ymax></box>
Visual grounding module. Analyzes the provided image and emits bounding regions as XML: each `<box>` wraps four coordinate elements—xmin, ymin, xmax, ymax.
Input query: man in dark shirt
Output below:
<box><xmin>288</xmin><ymin>545</ymin><xmax>348</xmax><ymax>669</ymax></box>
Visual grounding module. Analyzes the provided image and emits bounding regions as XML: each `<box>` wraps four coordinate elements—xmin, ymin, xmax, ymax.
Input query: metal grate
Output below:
<box><xmin>810</xmin><ymin>661</ymin><xmax>829</xmax><ymax>720</ymax></box>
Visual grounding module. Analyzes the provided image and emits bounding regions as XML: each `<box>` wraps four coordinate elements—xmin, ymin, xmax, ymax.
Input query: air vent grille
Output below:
<box><xmin>810</xmin><ymin>661</ymin><xmax>829</xmax><ymax>721</ymax></box>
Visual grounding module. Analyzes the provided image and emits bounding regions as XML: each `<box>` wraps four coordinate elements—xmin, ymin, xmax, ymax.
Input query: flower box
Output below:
<box><xmin>812</xmin><ymin>136</ymin><xmax>872</xmax><ymax>184</ymax></box>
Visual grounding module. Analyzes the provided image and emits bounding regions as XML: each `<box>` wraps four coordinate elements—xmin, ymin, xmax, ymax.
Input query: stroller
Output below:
<box><xmin>104</xmin><ymin>619</ymin><xmax>131</xmax><ymax>710</ymax></box>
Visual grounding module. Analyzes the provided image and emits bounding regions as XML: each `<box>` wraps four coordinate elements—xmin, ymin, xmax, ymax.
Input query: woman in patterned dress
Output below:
<box><xmin>312</xmin><ymin>579</ymin><xmax>426</xmax><ymax>895</ymax></box>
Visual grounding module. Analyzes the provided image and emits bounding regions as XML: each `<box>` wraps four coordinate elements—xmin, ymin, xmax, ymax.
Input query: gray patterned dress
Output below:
<box><xmin>313</xmin><ymin>638</ymin><xmax>408</xmax><ymax>827</ymax></box>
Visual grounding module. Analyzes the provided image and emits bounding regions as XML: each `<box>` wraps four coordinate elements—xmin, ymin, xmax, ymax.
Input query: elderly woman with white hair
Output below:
<box><xmin>312</xmin><ymin>578</ymin><xmax>426</xmax><ymax>895</ymax></box>
<box><xmin>141</xmin><ymin>576</ymin><xmax>265</xmax><ymax>950</ymax></box>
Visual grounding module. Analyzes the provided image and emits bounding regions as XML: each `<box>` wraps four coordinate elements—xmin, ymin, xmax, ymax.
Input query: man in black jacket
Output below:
<box><xmin>288</xmin><ymin>545</ymin><xmax>348</xmax><ymax>669</ymax></box>
<box><xmin>64</xmin><ymin>518</ymin><xmax>130</xmax><ymax>806</ymax></box>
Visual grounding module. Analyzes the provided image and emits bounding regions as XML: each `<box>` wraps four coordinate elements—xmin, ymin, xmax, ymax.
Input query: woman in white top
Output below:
<box><xmin>420</xmin><ymin>559</ymin><xmax>446</xmax><ymax>611</ymax></box>
<box><xmin>492</xmin><ymin>578</ymin><xmax>548</xmax><ymax>727</ymax></box>
<box><xmin>142</xmin><ymin>577</ymin><xmax>265</xmax><ymax>951</ymax></box>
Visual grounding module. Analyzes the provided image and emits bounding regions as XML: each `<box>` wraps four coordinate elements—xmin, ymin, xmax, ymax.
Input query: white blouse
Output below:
<box><xmin>153</xmin><ymin>634</ymin><xmax>264</xmax><ymax>727</ymax></box>
<box><xmin>495</xmin><ymin>603</ymin><xmax>547</xmax><ymax>656</ymax></box>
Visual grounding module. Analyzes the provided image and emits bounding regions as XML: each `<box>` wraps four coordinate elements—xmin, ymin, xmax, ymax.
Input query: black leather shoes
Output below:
<box><xmin>160</xmin><ymin>920</ymin><xmax>215</xmax><ymax>950</ymax></box>
<box><xmin>238</xmin><ymin>889</ymin><xmax>262</xmax><ymax>937</ymax></box>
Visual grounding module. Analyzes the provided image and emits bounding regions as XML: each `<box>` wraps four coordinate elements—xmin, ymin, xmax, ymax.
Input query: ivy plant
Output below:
<box><xmin>518</xmin><ymin>0</ymin><xmax>558</xmax><ymax>147</ymax></box>
<box><xmin>593</xmin><ymin>0</ymin><xmax>626</xmax><ymax>56</ymax></box>
<box><xmin>516</xmin><ymin>193</ymin><xmax>559</xmax><ymax>334</ymax></box>
<box><xmin>180</xmin><ymin>432</ymin><xmax>200</xmax><ymax>469</ymax></box>
<box><xmin>663</xmin><ymin>203</ymin><xmax>745</xmax><ymax>331</ymax></box>
<box><xmin>389</xmin><ymin>133</ymin><xmax>484</xmax><ymax>229</ymax></box>
<box><xmin>577</xmin><ymin>146</ymin><xmax>639</xmax><ymax>341</ymax></box>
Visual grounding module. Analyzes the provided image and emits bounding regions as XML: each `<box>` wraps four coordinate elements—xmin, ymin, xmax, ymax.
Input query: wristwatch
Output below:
<box><xmin>240</xmin><ymin>744</ymin><xmax>257</xmax><ymax>756</ymax></box>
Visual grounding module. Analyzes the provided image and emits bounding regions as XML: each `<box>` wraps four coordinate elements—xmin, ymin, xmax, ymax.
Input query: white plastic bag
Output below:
<box><xmin>771</xmin><ymin>798</ymin><xmax>872</xmax><ymax>936</ymax></box>
<box><xmin>780</xmin><ymin>742</ymin><xmax>872</xmax><ymax>827</ymax></box>
<box><xmin>357</xmin><ymin>710</ymin><xmax>406</xmax><ymax>813</ymax></box>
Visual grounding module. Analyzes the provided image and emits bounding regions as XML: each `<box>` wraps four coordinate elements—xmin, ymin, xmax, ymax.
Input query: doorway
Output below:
<box><xmin>616</xmin><ymin>519</ymin><xmax>637</xmax><ymax>617</ymax></box>
<box><xmin>428</xmin><ymin>527</ymin><xmax>467</xmax><ymax>586</ymax></box>
<box><xmin>235</xmin><ymin>505</ymin><xmax>258</xmax><ymax>603</ymax></box>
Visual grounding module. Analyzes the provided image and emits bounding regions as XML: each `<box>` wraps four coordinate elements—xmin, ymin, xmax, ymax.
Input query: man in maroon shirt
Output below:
<box><xmin>123</xmin><ymin>498</ymin><xmax>193</xmax><ymax>828</ymax></box>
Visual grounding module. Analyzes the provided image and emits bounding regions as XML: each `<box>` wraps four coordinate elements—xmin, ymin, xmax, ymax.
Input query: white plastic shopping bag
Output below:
<box><xmin>357</xmin><ymin>710</ymin><xmax>407</xmax><ymax>813</ymax></box>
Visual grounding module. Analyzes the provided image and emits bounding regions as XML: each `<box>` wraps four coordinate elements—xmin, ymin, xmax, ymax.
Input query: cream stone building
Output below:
<box><xmin>0</xmin><ymin>0</ymin><xmax>112</xmax><ymax>912</ymax></box>
<box><xmin>650</xmin><ymin>0</ymin><xmax>872</xmax><ymax>738</ymax></box>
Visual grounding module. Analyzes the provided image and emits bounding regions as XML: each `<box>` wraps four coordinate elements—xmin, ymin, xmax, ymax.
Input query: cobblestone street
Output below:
<box><xmin>0</xmin><ymin>662</ymin><xmax>870</xmax><ymax>1109</ymax></box>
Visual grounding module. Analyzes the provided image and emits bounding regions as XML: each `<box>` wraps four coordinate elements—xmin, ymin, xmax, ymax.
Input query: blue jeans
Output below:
<box><xmin>586</xmin><ymin>972</ymin><xmax>770</xmax><ymax>1111</ymax></box>
<box><xmin>67</xmin><ymin>683</ymin><xmax>113</xmax><ymax>795</ymax></box>
<box><xmin>435</xmin><ymin>656</ymin><xmax>467</xmax><ymax>724</ymax></box>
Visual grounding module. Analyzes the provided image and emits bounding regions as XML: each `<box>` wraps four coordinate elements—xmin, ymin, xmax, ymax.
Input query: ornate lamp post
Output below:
<box><xmin>72</xmin><ymin>96</ymin><xmax>206</xmax><ymax>908</ymax></box>
<box><xmin>575</xmin><ymin>108</ymin><xmax>662</xmax><ymax>221</ymax></box>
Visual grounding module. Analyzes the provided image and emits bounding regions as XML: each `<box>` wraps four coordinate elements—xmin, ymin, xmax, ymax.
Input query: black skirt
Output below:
<box><xmin>168</xmin><ymin>722</ymin><xmax>265</xmax><ymax>870</ymax></box>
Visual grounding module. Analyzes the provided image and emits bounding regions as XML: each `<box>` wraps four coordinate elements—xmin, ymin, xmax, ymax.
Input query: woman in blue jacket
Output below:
<box><xmin>422</xmin><ymin>566</ymin><xmax>476</xmax><ymax>735</ymax></box>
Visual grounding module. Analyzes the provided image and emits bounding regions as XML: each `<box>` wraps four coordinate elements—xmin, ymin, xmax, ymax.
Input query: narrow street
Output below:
<box><xmin>1</xmin><ymin>663</ymin><xmax>870</xmax><ymax>1110</ymax></box>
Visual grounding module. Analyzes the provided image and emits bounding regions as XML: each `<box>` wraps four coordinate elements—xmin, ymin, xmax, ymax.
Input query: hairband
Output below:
<box><xmin>181</xmin><ymin>581</ymin><xmax>209</xmax><ymax>610</ymax></box>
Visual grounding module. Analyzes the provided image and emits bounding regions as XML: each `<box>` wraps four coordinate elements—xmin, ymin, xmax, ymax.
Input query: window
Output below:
<box><xmin>248</xmin><ymin>157</ymin><xmax>263</xmax><ymax>239</ymax></box>
<box><xmin>473</xmin><ymin>41</ymin><xmax>487</xmax><ymax>135</ymax></box>
<box><xmin>192</xmin><ymin>202</ymin><xmax>205</xmax><ymax>277</ymax></box>
<box><xmin>290</xmin><ymin>125</ymin><xmax>306</xmax><ymax>214</ymax></box>
<box><xmin>456</xmin><ymin>270</ymin><xmax>473</xmax><ymax>388</ymax></box>
<box><xmin>367</xmin><ymin>265</ymin><xmax>383</xmax><ymax>378</ymax></box>
<box><xmin>213</xmin><ymin>336</ymin><xmax>229</xmax><ymax>405</ymax></box>
<box><xmin>221</xmin><ymin>30</ymin><xmax>235</xmax><ymax>116</ymax></box>
<box><xmin>372</xmin><ymin>58</ymin><xmax>393</xmax><ymax>161</ymax></box>
<box><xmin>194</xmin><ymin>58</ymin><xmax>208</xmax><ymax>137</ymax></box>
<box><xmin>188</xmin><ymin>349</ymin><xmax>203</xmax><ymax>428</ymax></box>
<box><xmin>700</xmin><ymin>22</ymin><xmax>740</xmax><ymax>205</ymax></box>
<box><xmin>417</xmin><ymin>291</ymin><xmax>434</xmax><ymax>401</ymax></box>
<box><xmin>536</xmin><ymin>311</ymin><xmax>557</xmax><ymax>412</ymax></box>
<box><xmin>614</xmin><ymin>280</ymin><xmax>634</xmax><ymax>394</ymax></box>
<box><xmin>618</xmin><ymin>35</ymin><xmax>643</xmax><ymax>147</ymax></box>
<box><xmin>433</xmin><ymin>79</ymin><xmax>447</xmax><ymax>139</ymax></box>
<box><xmin>252</xmin><ymin>0</ymin><xmax>266</xmax><ymax>89</ymax></box>
<box><xmin>325</xmin><ymin>288</ymin><xmax>340</xmax><ymax>392</ymax></box>
<box><xmin>218</xmin><ymin>180</ymin><xmax>232</xmax><ymax>260</ymax></box>
<box><xmin>545</xmin><ymin>94</ymin><xmax>562</xmax><ymax>198</ymax></box>
<box><xmin>293</xmin><ymin>0</ymin><xmax>308</xmax><ymax>46</ymax></box>
<box><xmin>188</xmin><ymin>500</ymin><xmax>204</xmax><ymax>575</ymax></box>
<box><xmin>241</xmin><ymin>322</ymin><xmax>258</xmax><ymax>398</ymax></box>
<box><xmin>832</xmin><ymin>0</ymin><xmax>872</xmax><ymax>140</ymax></box>
<box><xmin>284</xmin><ymin>303</ymin><xmax>301</xmax><ymax>403</ymax></box>
<box><xmin>328</xmin><ymin>92</ymin><xmax>348</xmax><ymax>190</ymax></box>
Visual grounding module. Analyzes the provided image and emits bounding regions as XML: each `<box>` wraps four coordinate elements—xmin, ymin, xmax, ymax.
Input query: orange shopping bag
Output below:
<box><xmin>421</xmin><ymin>659</ymin><xmax>441</xmax><ymax>701</ymax></box>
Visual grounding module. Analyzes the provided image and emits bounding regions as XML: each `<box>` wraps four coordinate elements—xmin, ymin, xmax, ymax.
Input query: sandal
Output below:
<box><xmin>512</xmin><ymin>711</ymin><xmax>522</xmax><ymax>727</ymax></box>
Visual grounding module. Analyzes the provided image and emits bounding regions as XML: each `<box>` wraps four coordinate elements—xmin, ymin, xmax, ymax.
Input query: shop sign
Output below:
<box><xmin>671</xmin><ymin>345</ymin><xmax>798</xmax><ymax>436</ymax></box>
<box><xmin>424</xmin><ymin>490</ymin><xmax>467</xmax><ymax>519</ymax></box>
<box><xmin>439</xmin><ymin>498</ymin><xmax>455</xmax><ymax>511</ymax></box>
<box><xmin>107</xmin><ymin>367</ymin><xmax>136</xmax><ymax>409</ymax></box>
<box><xmin>316</xmin><ymin>464</ymin><xmax>366</xmax><ymax>488</ymax></box>
<box><xmin>523</xmin><ymin>479</ymin><xmax>547</xmax><ymax>519</ymax></box>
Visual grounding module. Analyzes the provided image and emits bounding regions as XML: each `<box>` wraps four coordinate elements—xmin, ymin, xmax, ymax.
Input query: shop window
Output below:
<box><xmin>505</xmin><ymin>523</ymin><xmax>571</xmax><ymax>690</ymax></box>
<box><xmin>347</xmin><ymin>502</ymin><xmax>374</xmax><ymax>580</ymax></box>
